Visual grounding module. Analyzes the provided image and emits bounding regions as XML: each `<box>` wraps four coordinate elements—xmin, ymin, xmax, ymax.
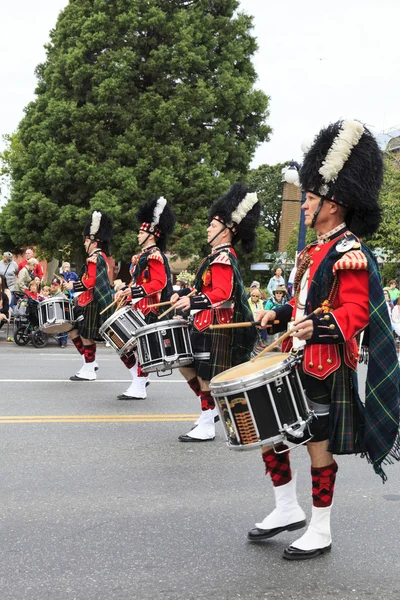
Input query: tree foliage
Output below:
<box><xmin>368</xmin><ymin>152</ymin><xmax>400</xmax><ymax>260</ymax></box>
<box><xmin>0</xmin><ymin>0</ymin><xmax>270</xmax><ymax>262</ymax></box>
<box><xmin>245</xmin><ymin>162</ymin><xmax>287</xmax><ymax>250</ymax></box>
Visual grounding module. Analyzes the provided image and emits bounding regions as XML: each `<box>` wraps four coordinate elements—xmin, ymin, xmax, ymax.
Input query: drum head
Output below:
<box><xmin>212</xmin><ymin>353</ymin><xmax>290</xmax><ymax>383</ymax></box>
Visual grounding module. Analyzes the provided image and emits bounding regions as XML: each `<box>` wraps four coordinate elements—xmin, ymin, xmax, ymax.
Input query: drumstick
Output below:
<box><xmin>115</xmin><ymin>297</ymin><xmax>126</xmax><ymax>312</ymax></box>
<box><xmin>53</xmin><ymin>273</ymin><xmax>66</xmax><ymax>282</ymax></box>
<box><xmin>208</xmin><ymin>320</ymin><xmax>280</xmax><ymax>330</ymax></box>
<box><xmin>149</xmin><ymin>300</ymin><xmax>174</xmax><ymax>308</ymax></box>
<box><xmin>100</xmin><ymin>296</ymin><xmax>120</xmax><ymax>315</ymax></box>
<box><xmin>251</xmin><ymin>307</ymin><xmax>323</xmax><ymax>362</ymax></box>
<box><xmin>158</xmin><ymin>289</ymin><xmax>197</xmax><ymax>320</ymax></box>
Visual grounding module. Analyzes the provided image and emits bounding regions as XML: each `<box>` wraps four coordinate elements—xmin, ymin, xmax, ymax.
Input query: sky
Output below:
<box><xmin>1</xmin><ymin>0</ymin><xmax>400</xmax><ymax>170</ymax></box>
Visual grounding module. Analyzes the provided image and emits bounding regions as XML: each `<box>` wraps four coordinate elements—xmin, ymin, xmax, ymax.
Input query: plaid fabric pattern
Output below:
<box><xmin>77</xmin><ymin>253</ymin><xmax>113</xmax><ymax>340</ymax></box>
<box><xmin>193</xmin><ymin>248</ymin><xmax>258</xmax><ymax>368</ymax></box>
<box><xmin>191</xmin><ymin>315</ymin><xmax>233</xmax><ymax>381</ymax></box>
<box><xmin>71</xmin><ymin>336</ymin><xmax>85</xmax><ymax>356</ymax></box>
<box><xmin>311</xmin><ymin>461</ymin><xmax>338</xmax><ymax>507</ymax></box>
<box><xmin>306</xmin><ymin>236</ymin><xmax>400</xmax><ymax>481</ymax></box>
<box><xmin>132</xmin><ymin>247</ymin><xmax>173</xmax><ymax>304</ymax></box>
<box><xmin>262</xmin><ymin>445</ymin><xmax>292</xmax><ymax>487</ymax></box>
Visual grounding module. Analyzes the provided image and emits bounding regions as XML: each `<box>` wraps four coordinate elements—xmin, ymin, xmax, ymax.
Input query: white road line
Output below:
<box><xmin>0</xmin><ymin>379</ymin><xmax>186</xmax><ymax>383</ymax></box>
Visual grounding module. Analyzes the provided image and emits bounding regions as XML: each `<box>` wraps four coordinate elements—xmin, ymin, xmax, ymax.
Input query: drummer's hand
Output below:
<box><xmin>64</xmin><ymin>281</ymin><xmax>73</xmax><ymax>290</ymax></box>
<box><xmin>257</xmin><ymin>309</ymin><xmax>277</xmax><ymax>329</ymax></box>
<box><xmin>291</xmin><ymin>316</ymin><xmax>314</xmax><ymax>340</ymax></box>
<box><xmin>173</xmin><ymin>295</ymin><xmax>191</xmax><ymax>311</ymax></box>
<box><xmin>170</xmin><ymin>293</ymin><xmax>180</xmax><ymax>304</ymax></box>
<box><xmin>115</xmin><ymin>289</ymin><xmax>129</xmax><ymax>301</ymax></box>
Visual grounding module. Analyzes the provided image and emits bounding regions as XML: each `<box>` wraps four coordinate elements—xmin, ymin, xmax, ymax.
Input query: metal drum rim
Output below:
<box><xmin>99</xmin><ymin>305</ymin><xmax>142</xmax><ymax>334</ymax></box>
<box><xmin>210</xmin><ymin>357</ymin><xmax>296</xmax><ymax>395</ymax></box>
<box><xmin>135</xmin><ymin>318</ymin><xmax>189</xmax><ymax>336</ymax></box>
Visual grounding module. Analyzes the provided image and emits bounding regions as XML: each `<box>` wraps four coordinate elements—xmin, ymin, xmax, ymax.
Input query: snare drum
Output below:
<box><xmin>210</xmin><ymin>353</ymin><xmax>312</xmax><ymax>450</ymax></box>
<box><xmin>135</xmin><ymin>319</ymin><xmax>193</xmax><ymax>373</ymax></box>
<box><xmin>38</xmin><ymin>297</ymin><xmax>74</xmax><ymax>334</ymax></box>
<box><xmin>99</xmin><ymin>306</ymin><xmax>146</xmax><ymax>356</ymax></box>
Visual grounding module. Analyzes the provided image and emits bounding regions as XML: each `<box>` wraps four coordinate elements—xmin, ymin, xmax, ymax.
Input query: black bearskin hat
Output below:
<box><xmin>137</xmin><ymin>197</ymin><xmax>176</xmax><ymax>252</ymax></box>
<box><xmin>299</xmin><ymin>120</ymin><xmax>383</xmax><ymax>237</ymax></box>
<box><xmin>83</xmin><ymin>211</ymin><xmax>113</xmax><ymax>255</ymax></box>
<box><xmin>208</xmin><ymin>183</ymin><xmax>261</xmax><ymax>253</ymax></box>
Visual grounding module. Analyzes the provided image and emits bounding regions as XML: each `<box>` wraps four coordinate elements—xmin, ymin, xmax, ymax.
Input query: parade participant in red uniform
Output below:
<box><xmin>172</xmin><ymin>184</ymin><xmax>260</xmax><ymax>442</ymax></box>
<box><xmin>66</xmin><ymin>211</ymin><xmax>113</xmax><ymax>381</ymax></box>
<box><xmin>114</xmin><ymin>197</ymin><xmax>176</xmax><ymax>400</ymax></box>
<box><xmin>249</xmin><ymin>120</ymin><xmax>400</xmax><ymax>560</ymax></box>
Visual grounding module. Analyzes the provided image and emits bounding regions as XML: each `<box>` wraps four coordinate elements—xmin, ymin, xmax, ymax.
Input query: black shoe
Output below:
<box><xmin>178</xmin><ymin>434</ymin><xmax>215</xmax><ymax>442</ymax></box>
<box><xmin>282</xmin><ymin>544</ymin><xmax>331</xmax><ymax>560</ymax></box>
<box><xmin>248</xmin><ymin>520</ymin><xmax>306</xmax><ymax>541</ymax></box>
<box><xmin>116</xmin><ymin>381</ymin><xmax>150</xmax><ymax>400</ymax></box>
<box><xmin>69</xmin><ymin>375</ymin><xmax>95</xmax><ymax>382</ymax></box>
<box><xmin>117</xmin><ymin>394</ymin><xmax>145</xmax><ymax>400</ymax></box>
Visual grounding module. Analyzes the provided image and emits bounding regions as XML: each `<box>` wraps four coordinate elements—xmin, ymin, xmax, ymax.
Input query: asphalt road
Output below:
<box><xmin>0</xmin><ymin>334</ymin><xmax>399</xmax><ymax>600</ymax></box>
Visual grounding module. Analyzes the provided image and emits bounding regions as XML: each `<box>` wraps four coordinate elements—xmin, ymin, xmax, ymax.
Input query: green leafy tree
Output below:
<box><xmin>245</xmin><ymin>162</ymin><xmax>288</xmax><ymax>250</ymax></box>
<box><xmin>0</xmin><ymin>0</ymin><xmax>270</xmax><ymax>263</ymax></box>
<box><xmin>368</xmin><ymin>152</ymin><xmax>400</xmax><ymax>260</ymax></box>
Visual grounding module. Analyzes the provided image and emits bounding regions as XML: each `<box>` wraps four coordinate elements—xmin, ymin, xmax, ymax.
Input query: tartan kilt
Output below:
<box><xmin>298</xmin><ymin>350</ymin><xmax>364</xmax><ymax>455</ymax></box>
<box><xmin>75</xmin><ymin>302</ymin><xmax>103</xmax><ymax>341</ymax></box>
<box><xmin>190</xmin><ymin>315</ymin><xmax>233</xmax><ymax>382</ymax></box>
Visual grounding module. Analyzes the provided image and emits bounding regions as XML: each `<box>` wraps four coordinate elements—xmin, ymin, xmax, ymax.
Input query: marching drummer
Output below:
<box><xmin>113</xmin><ymin>197</ymin><xmax>176</xmax><ymax>400</ymax></box>
<box><xmin>171</xmin><ymin>184</ymin><xmax>260</xmax><ymax>442</ymax></box>
<box><xmin>65</xmin><ymin>211</ymin><xmax>114</xmax><ymax>380</ymax></box>
<box><xmin>248</xmin><ymin>120</ymin><xmax>400</xmax><ymax>560</ymax></box>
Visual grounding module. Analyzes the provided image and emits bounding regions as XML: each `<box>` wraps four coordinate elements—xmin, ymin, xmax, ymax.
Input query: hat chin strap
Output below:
<box><xmin>311</xmin><ymin>198</ymin><xmax>325</xmax><ymax>229</ymax></box>
<box><xmin>209</xmin><ymin>224</ymin><xmax>228</xmax><ymax>247</ymax></box>
<box><xmin>139</xmin><ymin>232</ymin><xmax>152</xmax><ymax>248</ymax></box>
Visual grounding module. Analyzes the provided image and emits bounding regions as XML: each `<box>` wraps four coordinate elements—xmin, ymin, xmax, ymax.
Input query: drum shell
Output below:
<box><xmin>210</xmin><ymin>354</ymin><xmax>311</xmax><ymax>450</ymax></box>
<box><xmin>135</xmin><ymin>319</ymin><xmax>193</xmax><ymax>373</ymax></box>
<box><xmin>99</xmin><ymin>307</ymin><xmax>146</xmax><ymax>356</ymax></box>
<box><xmin>38</xmin><ymin>297</ymin><xmax>74</xmax><ymax>334</ymax></box>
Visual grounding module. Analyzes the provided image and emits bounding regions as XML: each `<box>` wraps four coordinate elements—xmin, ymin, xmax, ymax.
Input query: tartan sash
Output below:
<box><xmin>305</xmin><ymin>236</ymin><xmax>400</xmax><ymax>481</ymax></box>
<box><xmin>194</xmin><ymin>248</ymin><xmax>258</xmax><ymax>366</ymax></box>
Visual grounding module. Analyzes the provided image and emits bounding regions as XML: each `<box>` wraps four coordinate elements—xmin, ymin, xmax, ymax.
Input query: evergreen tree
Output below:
<box><xmin>1</xmin><ymin>0</ymin><xmax>270</xmax><ymax>262</ymax></box>
<box><xmin>245</xmin><ymin>162</ymin><xmax>288</xmax><ymax>250</ymax></box>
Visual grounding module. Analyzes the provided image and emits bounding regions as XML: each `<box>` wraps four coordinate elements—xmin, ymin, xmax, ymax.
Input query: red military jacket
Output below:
<box><xmin>129</xmin><ymin>246</ymin><xmax>167</xmax><ymax>317</ymax></box>
<box><xmin>279</xmin><ymin>230</ymin><xmax>369</xmax><ymax>380</ymax></box>
<box><xmin>191</xmin><ymin>245</ymin><xmax>235</xmax><ymax>332</ymax></box>
<box><xmin>76</xmin><ymin>251</ymin><xmax>109</xmax><ymax>307</ymax></box>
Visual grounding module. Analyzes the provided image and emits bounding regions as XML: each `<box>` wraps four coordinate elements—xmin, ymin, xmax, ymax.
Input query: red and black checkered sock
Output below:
<box><xmin>137</xmin><ymin>364</ymin><xmax>147</xmax><ymax>378</ymax></box>
<box><xmin>83</xmin><ymin>343</ymin><xmax>96</xmax><ymax>364</ymax></box>
<box><xmin>311</xmin><ymin>460</ymin><xmax>338</xmax><ymax>507</ymax></box>
<box><xmin>121</xmin><ymin>353</ymin><xmax>136</xmax><ymax>370</ymax></box>
<box><xmin>262</xmin><ymin>445</ymin><xmax>292</xmax><ymax>487</ymax></box>
<box><xmin>200</xmin><ymin>391</ymin><xmax>215</xmax><ymax>411</ymax></box>
<box><xmin>71</xmin><ymin>336</ymin><xmax>85</xmax><ymax>356</ymax></box>
<box><xmin>187</xmin><ymin>376</ymin><xmax>201</xmax><ymax>397</ymax></box>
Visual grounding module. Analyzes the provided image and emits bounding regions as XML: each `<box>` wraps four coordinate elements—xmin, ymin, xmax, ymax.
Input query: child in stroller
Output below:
<box><xmin>13</xmin><ymin>288</ymin><xmax>48</xmax><ymax>348</ymax></box>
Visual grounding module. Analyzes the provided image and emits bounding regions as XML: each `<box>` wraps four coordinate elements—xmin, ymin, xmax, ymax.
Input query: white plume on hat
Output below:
<box><xmin>318</xmin><ymin>120</ymin><xmax>364</xmax><ymax>183</ymax></box>
<box><xmin>152</xmin><ymin>197</ymin><xmax>167</xmax><ymax>227</ymax></box>
<box><xmin>90</xmin><ymin>211</ymin><xmax>102</xmax><ymax>236</ymax></box>
<box><xmin>230</xmin><ymin>192</ymin><xmax>259</xmax><ymax>226</ymax></box>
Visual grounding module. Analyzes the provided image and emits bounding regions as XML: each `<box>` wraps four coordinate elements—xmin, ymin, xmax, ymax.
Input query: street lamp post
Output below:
<box><xmin>284</xmin><ymin>161</ymin><xmax>306</xmax><ymax>253</ymax></box>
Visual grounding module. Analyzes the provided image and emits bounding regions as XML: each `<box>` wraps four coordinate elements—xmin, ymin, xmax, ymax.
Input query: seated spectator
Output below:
<box><xmin>60</xmin><ymin>262</ymin><xmax>79</xmax><ymax>283</ymax></box>
<box><xmin>25</xmin><ymin>280</ymin><xmax>43</xmax><ymax>301</ymax></box>
<box><xmin>248</xmin><ymin>287</ymin><xmax>264</xmax><ymax>316</ymax></box>
<box><xmin>18</xmin><ymin>248</ymin><xmax>44</xmax><ymax>280</ymax></box>
<box><xmin>0</xmin><ymin>252</ymin><xmax>18</xmax><ymax>303</ymax></box>
<box><xmin>267</xmin><ymin>267</ymin><xmax>286</xmax><ymax>297</ymax></box>
<box><xmin>41</xmin><ymin>286</ymin><xmax>50</xmax><ymax>298</ymax></box>
<box><xmin>246</xmin><ymin>280</ymin><xmax>260</xmax><ymax>299</ymax></box>
<box><xmin>264</xmin><ymin>285</ymin><xmax>288</xmax><ymax>310</ymax></box>
<box><xmin>0</xmin><ymin>276</ymin><xmax>10</xmax><ymax>329</ymax></box>
<box><xmin>49</xmin><ymin>278</ymin><xmax>69</xmax><ymax>348</ymax></box>
<box><xmin>388</xmin><ymin>280</ymin><xmax>400</xmax><ymax>302</ymax></box>
<box><xmin>15</xmin><ymin>258</ymin><xmax>38</xmax><ymax>292</ymax></box>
